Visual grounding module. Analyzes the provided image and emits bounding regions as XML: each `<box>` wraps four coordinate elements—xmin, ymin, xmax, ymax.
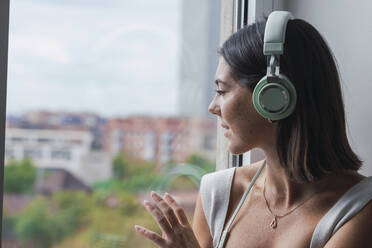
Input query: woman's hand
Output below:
<box><xmin>134</xmin><ymin>191</ymin><xmax>201</xmax><ymax>248</ymax></box>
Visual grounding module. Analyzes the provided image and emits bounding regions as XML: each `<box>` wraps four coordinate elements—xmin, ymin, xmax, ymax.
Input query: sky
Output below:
<box><xmin>7</xmin><ymin>0</ymin><xmax>181</xmax><ymax>118</ymax></box>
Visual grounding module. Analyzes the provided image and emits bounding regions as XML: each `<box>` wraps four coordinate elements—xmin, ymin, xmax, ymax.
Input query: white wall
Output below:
<box><xmin>283</xmin><ymin>0</ymin><xmax>372</xmax><ymax>175</ymax></box>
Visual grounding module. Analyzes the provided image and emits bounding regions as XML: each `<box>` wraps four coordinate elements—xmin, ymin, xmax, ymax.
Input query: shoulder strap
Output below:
<box><xmin>218</xmin><ymin>160</ymin><xmax>266</xmax><ymax>248</ymax></box>
<box><xmin>200</xmin><ymin>167</ymin><xmax>236</xmax><ymax>248</ymax></box>
<box><xmin>310</xmin><ymin>176</ymin><xmax>372</xmax><ymax>248</ymax></box>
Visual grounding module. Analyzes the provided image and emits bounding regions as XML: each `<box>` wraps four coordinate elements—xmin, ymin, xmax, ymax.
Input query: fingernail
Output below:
<box><xmin>134</xmin><ymin>225</ymin><xmax>143</xmax><ymax>232</ymax></box>
<box><xmin>151</xmin><ymin>191</ymin><xmax>160</xmax><ymax>200</ymax></box>
<box><xmin>164</xmin><ymin>192</ymin><xmax>171</xmax><ymax>200</ymax></box>
<box><xmin>164</xmin><ymin>192</ymin><xmax>174</xmax><ymax>202</ymax></box>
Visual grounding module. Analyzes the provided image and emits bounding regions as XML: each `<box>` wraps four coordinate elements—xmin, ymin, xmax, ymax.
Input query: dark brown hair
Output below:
<box><xmin>219</xmin><ymin>19</ymin><xmax>362</xmax><ymax>182</ymax></box>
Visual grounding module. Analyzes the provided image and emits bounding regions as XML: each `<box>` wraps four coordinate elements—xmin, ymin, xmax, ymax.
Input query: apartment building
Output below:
<box><xmin>4</xmin><ymin>128</ymin><xmax>111</xmax><ymax>185</ymax></box>
<box><xmin>103</xmin><ymin>116</ymin><xmax>216</xmax><ymax>167</ymax></box>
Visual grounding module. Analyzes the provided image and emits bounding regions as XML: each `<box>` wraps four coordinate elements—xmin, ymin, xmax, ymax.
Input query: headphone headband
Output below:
<box><xmin>252</xmin><ymin>10</ymin><xmax>297</xmax><ymax>121</ymax></box>
<box><xmin>263</xmin><ymin>11</ymin><xmax>293</xmax><ymax>55</ymax></box>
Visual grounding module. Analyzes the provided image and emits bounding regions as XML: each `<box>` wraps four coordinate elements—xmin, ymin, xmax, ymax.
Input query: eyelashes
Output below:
<box><xmin>215</xmin><ymin>90</ymin><xmax>226</xmax><ymax>96</ymax></box>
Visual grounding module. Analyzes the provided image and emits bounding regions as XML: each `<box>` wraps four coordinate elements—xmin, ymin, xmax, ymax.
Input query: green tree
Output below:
<box><xmin>14</xmin><ymin>192</ymin><xmax>93</xmax><ymax>248</ymax></box>
<box><xmin>14</xmin><ymin>197</ymin><xmax>56</xmax><ymax>248</ymax></box>
<box><xmin>186</xmin><ymin>154</ymin><xmax>215</xmax><ymax>173</ymax></box>
<box><xmin>112</xmin><ymin>152</ymin><xmax>127</xmax><ymax>180</ymax></box>
<box><xmin>52</xmin><ymin>191</ymin><xmax>92</xmax><ymax>228</ymax></box>
<box><xmin>125</xmin><ymin>156</ymin><xmax>154</xmax><ymax>177</ymax></box>
<box><xmin>4</xmin><ymin>158</ymin><xmax>37</xmax><ymax>194</ymax></box>
<box><xmin>112</xmin><ymin>152</ymin><xmax>156</xmax><ymax>180</ymax></box>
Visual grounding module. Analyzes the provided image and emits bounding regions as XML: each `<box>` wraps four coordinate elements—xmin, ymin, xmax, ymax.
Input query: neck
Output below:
<box><xmin>261</xmin><ymin>147</ymin><xmax>322</xmax><ymax>211</ymax></box>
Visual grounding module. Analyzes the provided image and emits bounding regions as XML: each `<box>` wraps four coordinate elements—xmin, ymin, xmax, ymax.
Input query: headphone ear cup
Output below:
<box><xmin>252</xmin><ymin>74</ymin><xmax>297</xmax><ymax>121</ymax></box>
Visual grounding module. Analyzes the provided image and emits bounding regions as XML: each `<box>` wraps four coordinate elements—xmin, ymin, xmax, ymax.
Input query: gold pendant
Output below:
<box><xmin>270</xmin><ymin>217</ymin><xmax>277</xmax><ymax>229</ymax></box>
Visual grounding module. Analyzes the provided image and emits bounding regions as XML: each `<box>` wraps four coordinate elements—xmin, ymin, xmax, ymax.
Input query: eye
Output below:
<box><xmin>215</xmin><ymin>90</ymin><xmax>226</xmax><ymax>96</ymax></box>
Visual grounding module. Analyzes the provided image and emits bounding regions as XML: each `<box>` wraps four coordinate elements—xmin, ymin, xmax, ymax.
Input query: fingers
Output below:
<box><xmin>164</xmin><ymin>192</ymin><xmax>190</xmax><ymax>227</ymax></box>
<box><xmin>135</xmin><ymin>225</ymin><xmax>167</xmax><ymax>247</ymax></box>
<box><xmin>144</xmin><ymin>200</ymin><xmax>173</xmax><ymax>235</ymax></box>
<box><xmin>151</xmin><ymin>191</ymin><xmax>181</xmax><ymax>229</ymax></box>
<box><xmin>136</xmin><ymin>192</ymin><xmax>195</xmax><ymax>247</ymax></box>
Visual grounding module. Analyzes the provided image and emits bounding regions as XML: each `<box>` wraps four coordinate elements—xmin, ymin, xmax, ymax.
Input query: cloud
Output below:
<box><xmin>9</xmin><ymin>33</ymin><xmax>71</xmax><ymax>63</ymax></box>
<box><xmin>7</xmin><ymin>0</ymin><xmax>181</xmax><ymax>117</ymax></box>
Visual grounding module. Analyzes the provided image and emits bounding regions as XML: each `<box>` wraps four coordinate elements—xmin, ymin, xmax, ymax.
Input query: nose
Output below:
<box><xmin>208</xmin><ymin>95</ymin><xmax>221</xmax><ymax>116</ymax></box>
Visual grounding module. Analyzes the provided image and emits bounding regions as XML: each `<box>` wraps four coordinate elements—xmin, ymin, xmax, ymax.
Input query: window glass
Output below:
<box><xmin>2</xmin><ymin>0</ymin><xmax>219</xmax><ymax>247</ymax></box>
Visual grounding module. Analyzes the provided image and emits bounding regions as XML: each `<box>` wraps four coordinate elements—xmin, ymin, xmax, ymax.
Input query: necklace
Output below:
<box><xmin>262</xmin><ymin>176</ymin><xmax>319</xmax><ymax>229</ymax></box>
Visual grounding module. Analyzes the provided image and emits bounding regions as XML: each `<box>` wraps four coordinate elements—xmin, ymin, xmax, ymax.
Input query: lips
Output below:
<box><xmin>221</xmin><ymin>122</ymin><xmax>229</xmax><ymax>129</ymax></box>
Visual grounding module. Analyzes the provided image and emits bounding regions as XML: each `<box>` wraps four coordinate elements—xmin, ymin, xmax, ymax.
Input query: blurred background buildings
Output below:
<box><xmin>5</xmin><ymin>111</ymin><xmax>216</xmax><ymax>185</ymax></box>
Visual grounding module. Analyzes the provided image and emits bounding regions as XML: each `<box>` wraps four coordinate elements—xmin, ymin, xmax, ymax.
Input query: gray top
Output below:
<box><xmin>200</xmin><ymin>168</ymin><xmax>372</xmax><ymax>248</ymax></box>
<box><xmin>310</xmin><ymin>176</ymin><xmax>372</xmax><ymax>248</ymax></box>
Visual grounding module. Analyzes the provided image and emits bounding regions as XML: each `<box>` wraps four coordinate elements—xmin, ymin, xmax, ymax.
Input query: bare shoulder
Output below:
<box><xmin>324</xmin><ymin>199</ymin><xmax>372</xmax><ymax>248</ymax></box>
<box><xmin>321</xmin><ymin>174</ymin><xmax>372</xmax><ymax>248</ymax></box>
<box><xmin>234</xmin><ymin>159</ymin><xmax>265</xmax><ymax>188</ymax></box>
<box><xmin>230</xmin><ymin>159</ymin><xmax>266</xmax><ymax>202</ymax></box>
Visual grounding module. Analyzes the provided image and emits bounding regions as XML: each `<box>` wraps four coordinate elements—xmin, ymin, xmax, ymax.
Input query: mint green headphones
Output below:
<box><xmin>252</xmin><ymin>11</ymin><xmax>297</xmax><ymax>121</ymax></box>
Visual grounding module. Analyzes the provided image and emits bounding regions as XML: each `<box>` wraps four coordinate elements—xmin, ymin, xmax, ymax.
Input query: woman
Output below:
<box><xmin>134</xmin><ymin>12</ymin><xmax>372</xmax><ymax>248</ymax></box>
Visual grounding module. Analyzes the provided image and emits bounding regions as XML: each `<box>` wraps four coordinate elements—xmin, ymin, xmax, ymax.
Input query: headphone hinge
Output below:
<box><xmin>267</xmin><ymin>55</ymin><xmax>280</xmax><ymax>77</ymax></box>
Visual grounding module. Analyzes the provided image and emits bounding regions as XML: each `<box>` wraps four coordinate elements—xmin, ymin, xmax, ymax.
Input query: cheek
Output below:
<box><xmin>229</xmin><ymin>97</ymin><xmax>266</xmax><ymax>138</ymax></box>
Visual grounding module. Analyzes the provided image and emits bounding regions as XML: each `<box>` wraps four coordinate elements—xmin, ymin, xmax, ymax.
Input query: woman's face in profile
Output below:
<box><xmin>208</xmin><ymin>56</ymin><xmax>276</xmax><ymax>154</ymax></box>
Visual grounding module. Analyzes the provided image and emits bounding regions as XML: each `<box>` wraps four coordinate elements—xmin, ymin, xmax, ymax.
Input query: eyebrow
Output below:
<box><xmin>215</xmin><ymin>79</ymin><xmax>229</xmax><ymax>85</ymax></box>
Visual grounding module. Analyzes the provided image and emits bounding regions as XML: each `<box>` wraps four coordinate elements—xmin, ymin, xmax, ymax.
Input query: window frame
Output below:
<box><xmin>0</xmin><ymin>0</ymin><xmax>10</xmax><ymax>241</ymax></box>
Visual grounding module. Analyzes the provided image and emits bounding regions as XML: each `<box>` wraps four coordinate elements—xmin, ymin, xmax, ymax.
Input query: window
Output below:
<box><xmin>2</xmin><ymin>0</ymin><xmax>372</xmax><ymax>246</ymax></box>
<box><xmin>0</xmin><ymin>0</ymin><xmax>231</xmax><ymax>246</ymax></box>
<box><xmin>51</xmin><ymin>150</ymin><xmax>71</xmax><ymax>161</ymax></box>
<box><xmin>23</xmin><ymin>149</ymin><xmax>42</xmax><ymax>159</ymax></box>
<box><xmin>37</xmin><ymin>138</ymin><xmax>51</xmax><ymax>143</ymax></box>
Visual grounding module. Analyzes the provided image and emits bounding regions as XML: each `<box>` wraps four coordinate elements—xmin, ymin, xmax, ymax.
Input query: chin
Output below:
<box><xmin>228</xmin><ymin>142</ymin><xmax>252</xmax><ymax>155</ymax></box>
